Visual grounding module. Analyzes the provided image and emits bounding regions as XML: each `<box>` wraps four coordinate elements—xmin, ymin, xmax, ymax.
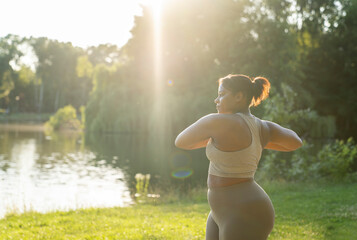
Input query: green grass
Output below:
<box><xmin>265</xmin><ymin>182</ymin><xmax>357</xmax><ymax>240</ymax></box>
<box><xmin>0</xmin><ymin>182</ymin><xmax>356</xmax><ymax>239</ymax></box>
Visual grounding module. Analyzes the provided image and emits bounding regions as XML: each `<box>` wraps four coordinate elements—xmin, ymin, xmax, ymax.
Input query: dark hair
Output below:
<box><xmin>218</xmin><ymin>74</ymin><xmax>270</xmax><ymax>107</ymax></box>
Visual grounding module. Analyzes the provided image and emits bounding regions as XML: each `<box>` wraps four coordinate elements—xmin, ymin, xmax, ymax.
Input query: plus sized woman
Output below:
<box><xmin>175</xmin><ymin>74</ymin><xmax>302</xmax><ymax>240</ymax></box>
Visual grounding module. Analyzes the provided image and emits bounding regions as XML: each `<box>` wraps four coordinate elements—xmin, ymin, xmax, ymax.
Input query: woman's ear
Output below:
<box><xmin>235</xmin><ymin>92</ymin><xmax>244</xmax><ymax>103</ymax></box>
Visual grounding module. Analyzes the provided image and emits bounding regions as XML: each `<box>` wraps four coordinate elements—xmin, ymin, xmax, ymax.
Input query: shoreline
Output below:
<box><xmin>0</xmin><ymin>123</ymin><xmax>45</xmax><ymax>132</ymax></box>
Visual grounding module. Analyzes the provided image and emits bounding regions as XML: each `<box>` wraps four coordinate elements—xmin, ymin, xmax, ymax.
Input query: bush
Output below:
<box><xmin>258</xmin><ymin>138</ymin><xmax>357</xmax><ymax>182</ymax></box>
<box><xmin>287</xmin><ymin>141</ymin><xmax>320</xmax><ymax>181</ymax></box>
<box><xmin>257</xmin><ymin>142</ymin><xmax>314</xmax><ymax>181</ymax></box>
<box><xmin>317</xmin><ymin>138</ymin><xmax>357</xmax><ymax>181</ymax></box>
<box><xmin>45</xmin><ymin>105</ymin><xmax>81</xmax><ymax>131</ymax></box>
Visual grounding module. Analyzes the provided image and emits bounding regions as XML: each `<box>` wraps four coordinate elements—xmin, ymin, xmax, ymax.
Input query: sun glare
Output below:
<box><xmin>148</xmin><ymin>0</ymin><xmax>168</xmax><ymax>142</ymax></box>
<box><xmin>152</xmin><ymin>0</ymin><xmax>163</xmax><ymax>98</ymax></box>
<box><xmin>139</xmin><ymin>0</ymin><xmax>164</xmax><ymax>93</ymax></box>
<box><xmin>150</xmin><ymin>0</ymin><xmax>163</xmax><ymax>13</ymax></box>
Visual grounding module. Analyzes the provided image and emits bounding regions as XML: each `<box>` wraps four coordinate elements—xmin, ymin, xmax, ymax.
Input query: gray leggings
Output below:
<box><xmin>206</xmin><ymin>179</ymin><xmax>275</xmax><ymax>240</ymax></box>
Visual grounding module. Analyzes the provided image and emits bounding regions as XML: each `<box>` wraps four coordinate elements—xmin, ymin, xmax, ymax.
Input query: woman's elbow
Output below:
<box><xmin>175</xmin><ymin>136</ymin><xmax>188</xmax><ymax>149</ymax></box>
<box><xmin>292</xmin><ymin>137</ymin><xmax>303</xmax><ymax>150</ymax></box>
<box><xmin>175</xmin><ymin>142</ymin><xmax>191</xmax><ymax>150</ymax></box>
<box><xmin>297</xmin><ymin>137</ymin><xmax>303</xmax><ymax>148</ymax></box>
<box><xmin>174</xmin><ymin>137</ymin><xmax>182</xmax><ymax>148</ymax></box>
<box><xmin>174</xmin><ymin>135</ymin><xmax>180</xmax><ymax>146</ymax></box>
<box><xmin>175</xmin><ymin>137</ymin><xmax>196</xmax><ymax>150</ymax></box>
<box><xmin>284</xmin><ymin>137</ymin><xmax>303</xmax><ymax>152</ymax></box>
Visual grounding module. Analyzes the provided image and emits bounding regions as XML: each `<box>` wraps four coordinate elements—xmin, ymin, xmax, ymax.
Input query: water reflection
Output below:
<box><xmin>85</xmin><ymin>132</ymin><xmax>209</xmax><ymax>191</ymax></box>
<box><xmin>0</xmin><ymin>126</ymin><xmax>131</xmax><ymax>218</ymax></box>
<box><xmin>0</xmin><ymin>124</ymin><xmax>209</xmax><ymax>218</ymax></box>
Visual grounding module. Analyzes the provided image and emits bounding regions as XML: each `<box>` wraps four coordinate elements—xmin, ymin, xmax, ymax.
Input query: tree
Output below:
<box><xmin>31</xmin><ymin>37</ymin><xmax>82</xmax><ymax>112</ymax></box>
<box><xmin>302</xmin><ymin>0</ymin><xmax>357</xmax><ymax>138</ymax></box>
<box><xmin>0</xmin><ymin>34</ymin><xmax>23</xmax><ymax>111</ymax></box>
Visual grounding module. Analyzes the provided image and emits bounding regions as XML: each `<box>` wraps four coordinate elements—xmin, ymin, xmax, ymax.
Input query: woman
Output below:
<box><xmin>175</xmin><ymin>74</ymin><xmax>302</xmax><ymax>240</ymax></box>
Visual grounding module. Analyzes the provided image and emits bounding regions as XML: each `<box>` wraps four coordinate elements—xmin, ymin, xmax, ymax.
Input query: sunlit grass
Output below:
<box><xmin>265</xmin><ymin>181</ymin><xmax>357</xmax><ymax>240</ymax></box>
<box><xmin>1</xmin><ymin>204</ymin><xmax>207</xmax><ymax>239</ymax></box>
<box><xmin>1</xmin><ymin>182</ymin><xmax>356</xmax><ymax>239</ymax></box>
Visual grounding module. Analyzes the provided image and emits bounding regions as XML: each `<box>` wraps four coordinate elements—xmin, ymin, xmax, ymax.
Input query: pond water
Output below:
<box><xmin>0</xmin><ymin>124</ymin><xmax>208</xmax><ymax>218</ymax></box>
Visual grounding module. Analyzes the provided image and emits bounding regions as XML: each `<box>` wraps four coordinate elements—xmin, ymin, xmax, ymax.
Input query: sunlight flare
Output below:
<box><xmin>152</xmin><ymin>0</ymin><xmax>163</xmax><ymax>97</ymax></box>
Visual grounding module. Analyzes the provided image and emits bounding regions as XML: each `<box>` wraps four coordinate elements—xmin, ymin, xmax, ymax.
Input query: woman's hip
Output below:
<box><xmin>207</xmin><ymin>180</ymin><xmax>275</xmax><ymax>225</ymax></box>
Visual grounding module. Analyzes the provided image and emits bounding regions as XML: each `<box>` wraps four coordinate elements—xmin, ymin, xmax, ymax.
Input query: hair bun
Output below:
<box><xmin>251</xmin><ymin>77</ymin><xmax>270</xmax><ymax>106</ymax></box>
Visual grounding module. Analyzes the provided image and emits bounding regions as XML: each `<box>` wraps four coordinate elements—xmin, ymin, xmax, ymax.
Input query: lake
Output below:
<box><xmin>0</xmin><ymin>124</ymin><xmax>208</xmax><ymax>218</ymax></box>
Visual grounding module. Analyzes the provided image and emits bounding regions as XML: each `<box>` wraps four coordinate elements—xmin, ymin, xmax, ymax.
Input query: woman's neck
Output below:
<box><xmin>235</xmin><ymin>107</ymin><xmax>251</xmax><ymax>115</ymax></box>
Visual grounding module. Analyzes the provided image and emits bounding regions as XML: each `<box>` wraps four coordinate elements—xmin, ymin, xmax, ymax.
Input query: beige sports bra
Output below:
<box><xmin>205</xmin><ymin>113</ymin><xmax>263</xmax><ymax>178</ymax></box>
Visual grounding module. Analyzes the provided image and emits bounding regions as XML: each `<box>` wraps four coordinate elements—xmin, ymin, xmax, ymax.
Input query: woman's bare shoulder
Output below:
<box><xmin>203</xmin><ymin>113</ymin><xmax>245</xmax><ymax>124</ymax></box>
<box><xmin>198</xmin><ymin>113</ymin><xmax>230</xmax><ymax>121</ymax></box>
<box><xmin>207</xmin><ymin>114</ymin><xmax>249</xmax><ymax>134</ymax></box>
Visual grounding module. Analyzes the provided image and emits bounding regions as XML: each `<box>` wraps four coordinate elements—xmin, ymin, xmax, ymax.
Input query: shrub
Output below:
<box><xmin>317</xmin><ymin>138</ymin><xmax>357</xmax><ymax>181</ymax></box>
<box><xmin>258</xmin><ymin>138</ymin><xmax>357</xmax><ymax>182</ymax></box>
<box><xmin>257</xmin><ymin>142</ymin><xmax>314</xmax><ymax>181</ymax></box>
<box><xmin>45</xmin><ymin>105</ymin><xmax>81</xmax><ymax>131</ymax></box>
<box><xmin>287</xmin><ymin>141</ymin><xmax>320</xmax><ymax>181</ymax></box>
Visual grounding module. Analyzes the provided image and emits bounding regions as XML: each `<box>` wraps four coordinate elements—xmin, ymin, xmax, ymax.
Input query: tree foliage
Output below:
<box><xmin>0</xmin><ymin>0</ymin><xmax>356</xmax><ymax>141</ymax></box>
<box><xmin>45</xmin><ymin>105</ymin><xmax>81</xmax><ymax>131</ymax></box>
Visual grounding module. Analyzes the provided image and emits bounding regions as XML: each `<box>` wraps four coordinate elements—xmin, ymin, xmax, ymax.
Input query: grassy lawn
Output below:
<box><xmin>0</xmin><ymin>182</ymin><xmax>356</xmax><ymax>239</ymax></box>
<box><xmin>265</xmin><ymin>182</ymin><xmax>357</xmax><ymax>240</ymax></box>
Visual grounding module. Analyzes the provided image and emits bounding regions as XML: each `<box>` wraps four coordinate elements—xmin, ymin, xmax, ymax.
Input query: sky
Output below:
<box><xmin>0</xmin><ymin>0</ymin><xmax>148</xmax><ymax>49</ymax></box>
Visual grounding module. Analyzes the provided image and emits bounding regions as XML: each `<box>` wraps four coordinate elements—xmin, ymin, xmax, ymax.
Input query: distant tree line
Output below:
<box><xmin>0</xmin><ymin>35</ymin><xmax>123</xmax><ymax>113</ymax></box>
<box><xmin>0</xmin><ymin>0</ymin><xmax>356</xmax><ymax>140</ymax></box>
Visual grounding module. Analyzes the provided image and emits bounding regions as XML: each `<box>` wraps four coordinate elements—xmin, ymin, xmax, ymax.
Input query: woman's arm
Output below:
<box><xmin>264</xmin><ymin>142</ymin><xmax>296</xmax><ymax>152</ymax></box>
<box><xmin>175</xmin><ymin>114</ymin><xmax>216</xmax><ymax>150</ymax></box>
<box><xmin>263</xmin><ymin>121</ymin><xmax>302</xmax><ymax>151</ymax></box>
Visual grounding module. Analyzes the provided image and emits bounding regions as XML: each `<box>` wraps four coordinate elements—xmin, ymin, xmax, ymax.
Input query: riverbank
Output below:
<box><xmin>0</xmin><ymin>123</ymin><xmax>45</xmax><ymax>132</ymax></box>
<box><xmin>1</xmin><ymin>182</ymin><xmax>356</xmax><ymax>239</ymax></box>
<box><xmin>0</xmin><ymin>113</ymin><xmax>51</xmax><ymax>123</ymax></box>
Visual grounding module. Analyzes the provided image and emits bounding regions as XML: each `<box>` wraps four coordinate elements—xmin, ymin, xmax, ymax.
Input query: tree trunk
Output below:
<box><xmin>38</xmin><ymin>83</ymin><xmax>44</xmax><ymax>113</ymax></box>
<box><xmin>54</xmin><ymin>90</ymin><xmax>60</xmax><ymax>111</ymax></box>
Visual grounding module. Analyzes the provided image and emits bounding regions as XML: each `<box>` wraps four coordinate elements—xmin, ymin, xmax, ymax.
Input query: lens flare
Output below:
<box><xmin>171</xmin><ymin>168</ymin><xmax>193</xmax><ymax>179</ymax></box>
<box><xmin>167</xmin><ymin>79</ymin><xmax>174</xmax><ymax>86</ymax></box>
<box><xmin>170</xmin><ymin>152</ymin><xmax>193</xmax><ymax>179</ymax></box>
